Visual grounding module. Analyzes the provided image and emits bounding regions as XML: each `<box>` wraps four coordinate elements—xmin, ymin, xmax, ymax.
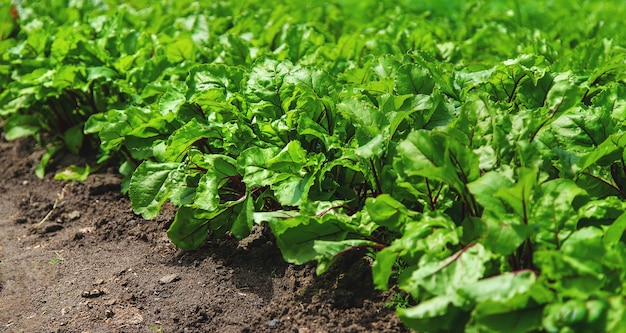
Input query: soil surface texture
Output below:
<box><xmin>0</xmin><ymin>136</ymin><xmax>410</xmax><ymax>333</ymax></box>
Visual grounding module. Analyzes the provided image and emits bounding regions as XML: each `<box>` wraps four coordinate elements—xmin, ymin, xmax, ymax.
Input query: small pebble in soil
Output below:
<box><xmin>159</xmin><ymin>273</ymin><xmax>181</xmax><ymax>284</ymax></box>
<box><xmin>32</xmin><ymin>222</ymin><xmax>64</xmax><ymax>234</ymax></box>
<box><xmin>105</xmin><ymin>309</ymin><xmax>115</xmax><ymax>318</ymax></box>
<box><xmin>81</xmin><ymin>289</ymin><xmax>105</xmax><ymax>298</ymax></box>
<box><xmin>268</xmin><ymin>319</ymin><xmax>281</xmax><ymax>329</ymax></box>
<box><xmin>14</xmin><ymin>216</ymin><xmax>27</xmax><ymax>224</ymax></box>
<box><xmin>67</xmin><ymin>210</ymin><xmax>81</xmax><ymax>220</ymax></box>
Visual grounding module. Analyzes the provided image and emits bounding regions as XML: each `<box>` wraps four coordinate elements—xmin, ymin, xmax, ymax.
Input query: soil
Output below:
<box><xmin>0</xmin><ymin>136</ymin><xmax>410</xmax><ymax>333</ymax></box>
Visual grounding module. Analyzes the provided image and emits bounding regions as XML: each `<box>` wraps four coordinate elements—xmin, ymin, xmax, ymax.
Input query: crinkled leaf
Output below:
<box><xmin>373</xmin><ymin>214</ymin><xmax>458</xmax><ymax>290</ymax></box>
<box><xmin>400</xmin><ymin>243</ymin><xmax>489</xmax><ymax>300</ymax></box>
<box><xmin>396</xmin><ymin>129</ymin><xmax>480</xmax><ymax>197</ymax></box>
<box><xmin>532</xmin><ymin>179</ymin><xmax>588</xmax><ymax>249</ymax></box>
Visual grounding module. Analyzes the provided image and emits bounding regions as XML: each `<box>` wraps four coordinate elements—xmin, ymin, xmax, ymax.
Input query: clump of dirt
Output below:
<box><xmin>0</xmin><ymin>136</ymin><xmax>410</xmax><ymax>333</ymax></box>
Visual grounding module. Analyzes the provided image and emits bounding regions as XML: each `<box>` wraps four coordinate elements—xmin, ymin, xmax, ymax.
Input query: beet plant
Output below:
<box><xmin>3</xmin><ymin>0</ymin><xmax>626</xmax><ymax>331</ymax></box>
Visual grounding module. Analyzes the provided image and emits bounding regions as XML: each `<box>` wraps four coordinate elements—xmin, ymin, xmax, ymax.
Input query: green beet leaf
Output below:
<box><xmin>313</xmin><ymin>239</ymin><xmax>380</xmax><ymax>275</ymax></box>
<box><xmin>186</xmin><ymin>63</ymin><xmax>245</xmax><ymax>107</ymax></box>
<box><xmin>398</xmin><ymin>294</ymin><xmax>469</xmax><ymax>333</ymax></box>
<box><xmin>269</xmin><ymin>213</ymin><xmax>360</xmax><ymax>266</ymax></box>
<box><xmin>3</xmin><ymin>114</ymin><xmax>41</xmax><ymax>140</ymax></box>
<box><xmin>459</xmin><ymin>270</ymin><xmax>537</xmax><ymax>305</ymax></box>
<box><xmin>54</xmin><ymin>164</ymin><xmax>91</xmax><ymax>182</ymax></box>
<box><xmin>7</xmin><ymin>2</ymin><xmax>626</xmax><ymax>332</ymax></box>
<box><xmin>193</xmin><ymin>160</ymin><xmax>235</xmax><ymax>212</ymax></box>
<box><xmin>468</xmin><ymin>307</ymin><xmax>543</xmax><ymax>333</ymax></box>
<box><xmin>129</xmin><ymin>161</ymin><xmax>182</xmax><ymax>219</ymax></box>
<box><xmin>167</xmin><ymin>206</ymin><xmax>210</xmax><ymax>250</ymax></box>
<box><xmin>164</xmin><ymin>35</ymin><xmax>196</xmax><ymax>63</ymax></box>
<box><xmin>462</xmin><ymin>271</ymin><xmax>542</xmax><ymax>332</ymax></box>
<box><xmin>400</xmin><ymin>243</ymin><xmax>489</xmax><ymax>301</ymax></box>
<box><xmin>532</xmin><ymin>179</ymin><xmax>588</xmax><ymax>250</ymax></box>
<box><xmin>156</xmin><ymin>118</ymin><xmax>221</xmax><ymax>162</ymax></box>
<box><xmin>542</xmin><ymin>299</ymin><xmax>606</xmax><ymax>332</ymax></box>
<box><xmin>230</xmin><ymin>194</ymin><xmax>254</xmax><ymax>239</ymax></box>
<box><xmin>396</xmin><ymin>129</ymin><xmax>480</xmax><ymax>213</ymax></box>
<box><xmin>467</xmin><ymin>170</ymin><xmax>533</xmax><ymax>255</ymax></box>
<box><xmin>64</xmin><ymin>123</ymin><xmax>84</xmax><ymax>155</ymax></box>
<box><xmin>158</xmin><ymin>89</ymin><xmax>186</xmax><ymax>116</ymax></box>
<box><xmin>373</xmin><ymin>213</ymin><xmax>458</xmax><ymax>290</ymax></box>
<box><xmin>534</xmin><ymin>228</ymin><xmax>609</xmax><ymax>298</ymax></box>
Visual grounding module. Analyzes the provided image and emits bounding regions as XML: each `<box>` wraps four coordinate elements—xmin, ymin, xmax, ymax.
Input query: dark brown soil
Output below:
<box><xmin>0</xmin><ymin>136</ymin><xmax>410</xmax><ymax>333</ymax></box>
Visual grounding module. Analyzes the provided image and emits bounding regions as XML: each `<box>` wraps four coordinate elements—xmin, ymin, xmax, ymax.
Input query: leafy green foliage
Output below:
<box><xmin>4</xmin><ymin>0</ymin><xmax>626</xmax><ymax>331</ymax></box>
